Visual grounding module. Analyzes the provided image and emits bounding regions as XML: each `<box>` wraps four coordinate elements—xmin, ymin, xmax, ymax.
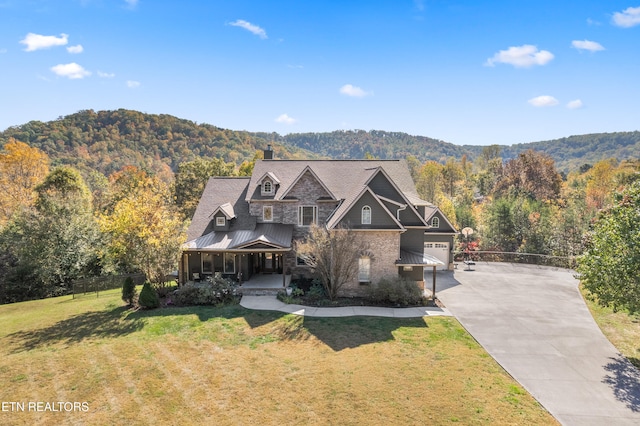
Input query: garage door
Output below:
<box><xmin>424</xmin><ymin>242</ymin><xmax>449</xmax><ymax>270</ymax></box>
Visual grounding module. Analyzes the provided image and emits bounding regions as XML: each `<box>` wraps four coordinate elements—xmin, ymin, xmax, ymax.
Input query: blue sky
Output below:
<box><xmin>1</xmin><ymin>1</ymin><xmax>639</xmax><ymax>146</ymax></box>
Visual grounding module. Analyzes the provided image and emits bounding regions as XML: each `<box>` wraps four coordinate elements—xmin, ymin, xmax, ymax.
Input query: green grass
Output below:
<box><xmin>580</xmin><ymin>285</ymin><xmax>640</xmax><ymax>368</ymax></box>
<box><xmin>0</xmin><ymin>290</ymin><xmax>557</xmax><ymax>425</ymax></box>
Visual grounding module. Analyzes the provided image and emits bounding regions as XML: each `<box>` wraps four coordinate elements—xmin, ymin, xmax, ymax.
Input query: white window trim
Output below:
<box><xmin>263</xmin><ymin>205</ymin><xmax>274</xmax><ymax>222</ymax></box>
<box><xmin>298</xmin><ymin>205</ymin><xmax>317</xmax><ymax>226</ymax></box>
<box><xmin>361</xmin><ymin>205</ymin><xmax>372</xmax><ymax>225</ymax></box>
<box><xmin>358</xmin><ymin>256</ymin><xmax>371</xmax><ymax>282</ymax></box>
<box><xmin>216</xmin><ymin>216</ymin><xmax>226</xmax><ymax>226</ymax></box>
<box><xmin>262</xmin><ymin>180</ymin><xmax>273</xmax><ymax>195</ymax></box>
<box><xmin>431</xmin><ymin>217</ymin><xmax>440</xmax><ymax>228</ymax></box>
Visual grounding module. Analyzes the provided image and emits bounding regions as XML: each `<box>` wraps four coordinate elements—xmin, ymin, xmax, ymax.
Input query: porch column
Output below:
<box><xmin>432</xmin><ymin>266</ymin><xmax>437</xmax><ymax>299</ymax></box>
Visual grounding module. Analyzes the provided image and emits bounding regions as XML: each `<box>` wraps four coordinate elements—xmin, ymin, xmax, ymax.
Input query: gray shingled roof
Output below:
<box><xmin>247</xmin><ymin>159</ymin><xmax>424</xmax><ymax>203</ymax></box>
<box><xmin>186</xmin><ymin>177</ymin><xmax>254</xmax><ymax>241</ymax></box>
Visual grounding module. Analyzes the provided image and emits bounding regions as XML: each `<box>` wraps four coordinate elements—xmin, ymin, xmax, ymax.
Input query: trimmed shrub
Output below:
<box><xmin>174</xmin><ymin>277</ymin><xmax>240</xmax><ymax>306</ymax></box>
<box><xmin>138</xmin><ymin>281</ymin><xmax>160</xmax><ymax>309</ymax></box>
<box><xmin>368</xmin><ymin>276</ymin><xmax>425</xmax><ymax>306</ymax></box>
<box><xmin>121</xmin><ymin>276</ymin><xmax>137</xmax><ymax>306</ymax></box>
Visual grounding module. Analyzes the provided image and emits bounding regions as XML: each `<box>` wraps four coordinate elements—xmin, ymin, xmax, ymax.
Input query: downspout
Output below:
<box><xmin>396</xmin><ymin>204</ymin><xmax>407</xmax><ymax>221</ymax></box>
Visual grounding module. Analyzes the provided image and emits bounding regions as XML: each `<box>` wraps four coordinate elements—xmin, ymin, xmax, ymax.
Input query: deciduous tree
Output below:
<box><xmin>578</xmin><ymin>181</ymin><xmax>640</xmax><ymax>313</ymax></box>
<box><xmin>296</xmin><ymin>225</ymin><xmax>369</xmax><ymax>301</ymax></box>
<box><xmin>0</xmin><ymin>139</ymin><xmax>50</xmax><ymax>224</ymax></box>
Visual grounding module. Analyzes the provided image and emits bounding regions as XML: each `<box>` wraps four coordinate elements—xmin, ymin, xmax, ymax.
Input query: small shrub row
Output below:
<box><xmin>367</xmin><ymin>276</ymin><xmax>426</xmax><ymax>307</ymax></box>
<box><xmin>173</xmin><ymin>277</ymin><xmax>241</xmax><ymax>306</ymax></box>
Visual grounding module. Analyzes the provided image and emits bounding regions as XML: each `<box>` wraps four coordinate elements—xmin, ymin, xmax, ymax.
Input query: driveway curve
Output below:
<box><xmin>437</xmin><ymin>262</ymin><xmax>640</xmax><ymax>425</ymax></box>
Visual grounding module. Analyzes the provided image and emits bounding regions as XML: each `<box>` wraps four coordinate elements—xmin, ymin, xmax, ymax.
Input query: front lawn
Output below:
<box><xmin>0</xmin><ymin>290</ymin><xmax>556</xmax><ymax>425</ymax></box>
<box><xmin>581</xmin><ymin>285</ymin><xmax>640</xmax><ymax>369</ymax></box>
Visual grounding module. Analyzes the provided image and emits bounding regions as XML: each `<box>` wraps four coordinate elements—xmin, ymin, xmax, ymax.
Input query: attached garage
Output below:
<box><xmin>424</xmin><ymin>242</ymin><xmax>450</xmax><ymax>270</ymax></box>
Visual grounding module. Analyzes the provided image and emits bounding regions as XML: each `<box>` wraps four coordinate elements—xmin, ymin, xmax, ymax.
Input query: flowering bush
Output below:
<box><xmin>174</xmin><ymin>277</ymin><xmax>241</xmax><ymax>306</ymax></box>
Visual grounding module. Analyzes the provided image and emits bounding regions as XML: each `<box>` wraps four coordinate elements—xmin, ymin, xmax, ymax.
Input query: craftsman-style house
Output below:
<box><xmin>180</xmin><ymin>147</ymin><xmax>457</xmax><ymax>296</ymax></box>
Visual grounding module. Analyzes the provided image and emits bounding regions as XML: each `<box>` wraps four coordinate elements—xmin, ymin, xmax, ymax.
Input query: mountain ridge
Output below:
<box><xmin>1</xmin><ymin>109</ymin><xmax>638</xmax><ymax>175</ymax></box>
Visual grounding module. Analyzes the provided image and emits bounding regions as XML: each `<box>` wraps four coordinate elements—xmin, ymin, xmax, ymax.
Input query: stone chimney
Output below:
<box><xmin>264</xmin><ymin>144</ymin><xmax>274</xmax><ymax>160</ymax></box>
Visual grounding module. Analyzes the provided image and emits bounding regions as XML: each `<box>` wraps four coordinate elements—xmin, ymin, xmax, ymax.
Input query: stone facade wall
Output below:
<box><xmin>340</xmin><ymin>230</ymin><xmax>401</xmax><ymax>297</ymax></box>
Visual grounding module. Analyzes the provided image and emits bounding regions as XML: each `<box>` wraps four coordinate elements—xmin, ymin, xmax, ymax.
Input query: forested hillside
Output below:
<box><xmin>281</xmin><ymin>130</ymin><xmax>640</xmax><ymax>172</ymax></box>
<box><xmin>462</xmin><ymin>132</ymin><xmax>640</xmax><ymax>172</ymax></box>
<box><xmin>279</xmin><ymin>130</ymin><xmax>468</xmax><ymax>163</ymax></box>
<box><xmin>1</xmin><ymin>110</ymin><xmax>638</xmax><ymax>175</ymax></box>
<box><xmin>0</xmin><ymin>109</ymin><xmax>318</xmax><ymax>178</ymax></box>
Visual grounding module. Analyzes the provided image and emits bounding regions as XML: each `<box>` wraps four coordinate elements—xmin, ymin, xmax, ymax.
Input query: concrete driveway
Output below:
<box><xmin>436</xmin><ymin>262</ymin><xmax>640</xmax><ymax>425</ymax></box>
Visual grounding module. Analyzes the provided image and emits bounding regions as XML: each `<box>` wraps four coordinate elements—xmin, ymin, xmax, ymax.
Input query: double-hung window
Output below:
<box><xmin>298</xmin><ymin>206</ymin><xmax>317</xmax><ymax>226</ymax></box>
<box><xmin>358</xmin><ymin>257</ymin><xmax>371</xmax><ymax>282</ymax></box>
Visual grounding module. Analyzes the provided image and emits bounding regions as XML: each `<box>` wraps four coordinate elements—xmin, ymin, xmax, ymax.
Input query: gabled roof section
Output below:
<box><xmin>327</xmin><ymin>186</ymin><xmax>403</xmax><ymax>230</ymax></box>
<box><xmin>209</xmin><ymin>202</ymin><xmax>236</xmax><ymax>220</ymax></box>
<box><xmin>277</xmin><ymin>165</ymin><xmax>336</xmax><ymax>201</ymax></box>
<box><xmin>364</xmin><ymin>167</ymin><xmax>429</xmax><ymax>227</ymax></box>
<box><xmin>186</xmin><ymin>177</ymin><xmax>254</xmax><ymax>241</ymax></box>
<box><xmin>424</xmin><ymin>206</ymin><xmax>458</xmax><ymax>233</ymax></box>
<box><xmin>246</xmin><ymin>159</ymin><xmax>421</xmax><ymax>203</ymax></box>
<box><xmin>257</xmin><ymin>171</ymin><xmax>280</xmax><ymax>185</ymax></box>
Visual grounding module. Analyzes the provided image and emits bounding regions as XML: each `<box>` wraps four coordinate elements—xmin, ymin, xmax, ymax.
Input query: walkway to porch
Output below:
<box><xmin>240</xmin><ymin>273</ymin><xmax>291</xmax><ymax>291</ymax></box>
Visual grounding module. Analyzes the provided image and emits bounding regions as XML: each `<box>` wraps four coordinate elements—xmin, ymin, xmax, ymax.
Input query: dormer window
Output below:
<box><xmin>361</xmin><ymin>205</ymin><xmax>371</xmax><ymax>225</ymax></box>
<box><xmin>262</xmin><ymin>180</ymin><xmax>273</xmax><ymax>195</ymax></box>
<box><xmin>216</xmin><ymin>217</ymin><xmax>226</xmax><ymax>227</ymax></box>
<box><xmin>431</xmin><ymin>217</ymin><xmax>439</xmax><ymax>228</ymax></box>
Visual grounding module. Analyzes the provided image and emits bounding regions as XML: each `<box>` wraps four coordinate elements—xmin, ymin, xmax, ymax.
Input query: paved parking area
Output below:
<box><xmin>436</xmin><ymin>262</ymin><xmax>640</xmax><ymax>425</ymax></box>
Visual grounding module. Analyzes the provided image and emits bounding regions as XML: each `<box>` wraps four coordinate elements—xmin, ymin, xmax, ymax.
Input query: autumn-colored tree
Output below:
<box><xmin>101</xmin><ymin>168</ymin><xmax>186</xmax><ymax>284</ymax></box>
<box><xmin>174</xmin><ymin>157</ymin><xmax>236</xmax><ymax>219</ymax></box>
<box><xmin>416</xmin><ymin>161</ymin><xmax>443</xmax><ymax>203</ymax></box>
<box><xmin>493</xmin><ymin>150</ymin><xmax>562</xmax><ymax>201</ymax></box>
<box><xmin>585</xmin><ymin>160</ymin><xmax>616</xmax><ymax>211</ymax></box>
<box><xmin>441</xmin><ymin>158</ymin><xmax>464</xmax><ymax>198</ymax></box>
<box><xmin>1</xmin><ymin>167</ymin><xmax>101</xmax><ymax>299</ymax></box>
<box><xmin>0</xmin><ymin>139</ymin><xmax>50</xmax><ymax>224</ymax></box>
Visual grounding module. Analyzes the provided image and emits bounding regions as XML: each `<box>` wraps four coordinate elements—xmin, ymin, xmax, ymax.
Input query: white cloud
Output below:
<box><xmin>339</xmin><ymin>84</ymin><xmax>371</xmax><ymax>97</ymax></box>
<box><xmin>97</xmin><ymin>71</ymin><xmax>115</xmax><ymax>78</ymax></box>
<box><xmin>275</xmin><ymin>113</ymin><xmax>296</xmax><ymax>125</ymax></box>
<box><xmin>67</xmin><ymin>44</ymin><xmax>83</xmax><ymax>54</ymax></box>
<box><xmin>528</xmin><ymin>95</ymin><xmax>559</xmax><ymax>107</ymax></box>
<box><xmin>229</xmin><ymin>20</ymin><xmax>267</xmax><ymax>39</ymax></box>
<box><xmin>50</xmin><ymin>62</ymin><xmax>91</xmax><ymax>79</ymax></box>
<box><xmin>20</xmin><ymin>33</ymin><xmax>68</xmax><ymax>52</ymax></box>
<box><xmin>566</xmin><ymin>99</ymin><xmax>584</xmax><ymax>109</ymax></box>
<box><xmin>612</xmin><ymin>6</ymin><xmax>640</xmax><ymax>28</ymax></box>
<box><xmin>126</xmin><ymin>80</ymin><xmax>140</xmax><ymax>88</ymax></box>
<box><xmin>485</xmin><ymin>44</ymin><xmax>554</xmax><ymax>68</ymax></box>
<box><xmin>571</xmin><ymin>40</ymin><xmax>604</xmax><ymax>52</ymax></box>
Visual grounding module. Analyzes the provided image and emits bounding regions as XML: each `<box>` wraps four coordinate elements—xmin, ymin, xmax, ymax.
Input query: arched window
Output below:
<box><xmin>431</xmin><ymin>217</ymin><xmax>440</xmax><ymax>228</ymax></box>
<box><xmin>361</xmin><ymin>205</ymin><xmax>371</xmax><ymax>225</ymax></box>
<box><xmin>263</xmin><ymin>180</ymin><xmax>272</xmax><ymax>194</ymax></box>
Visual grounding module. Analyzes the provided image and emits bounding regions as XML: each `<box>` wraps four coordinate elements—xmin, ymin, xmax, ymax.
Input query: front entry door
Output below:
<box><xmin>261</xmin><ymin>253</ymin><xmax>280</xmax><ymax>273</ymax></box>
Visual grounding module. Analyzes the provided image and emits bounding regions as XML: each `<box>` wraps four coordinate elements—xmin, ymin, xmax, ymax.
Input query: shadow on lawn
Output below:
<box><xmin>603</xmin><ymin>355</ymin><xmax>640</xmax><ymax>413</ymax></box>
<box><xmin>128</xmin><ymin>304</ymin><xmax>429</xmax><ymax>352</ymax></box>
<box><xmin>6</xmin><ymin>306</ymin><xmax>144</xmax><ymax>353</ymax></box>
<box><xmin>6</xmin><ymin>301</ymin><xmax>431</xmax><ymax>354</ymax></box>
